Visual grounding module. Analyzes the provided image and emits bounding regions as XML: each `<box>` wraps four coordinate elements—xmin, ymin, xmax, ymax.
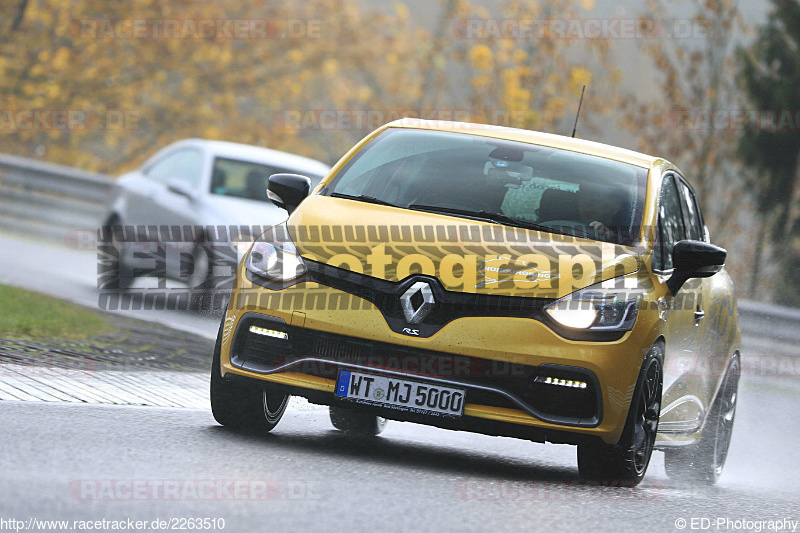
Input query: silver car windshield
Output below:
<box><xmin>325</xmin><ymin>129</ymin><xmax>648</xmax><ymax>246</ymax></box>
<box><xmin>211</xmin><ymin>157</ymin><xmax>322</xmax><ymax>203</ymax></box>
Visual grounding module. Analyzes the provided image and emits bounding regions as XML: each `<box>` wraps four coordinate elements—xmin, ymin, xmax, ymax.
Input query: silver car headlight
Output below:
<box><xmin>545</xmin><ymin>281</ymin><xmax>640</xmax><ymax>331</ymax></box>
<box><xmin>244</xmin><ymin>224</ymin><xmax>306</xmax><ymax>282</ymax></box>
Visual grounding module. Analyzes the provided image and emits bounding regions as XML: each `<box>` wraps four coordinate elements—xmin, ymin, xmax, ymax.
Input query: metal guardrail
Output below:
<box><xmin>0</xmin><ymin>153</ymin><xmax>798</xmax><ymax>346</ymax></box>
<box><xmin>0</xmin><ymin>152</ymin><xmax>112</xmax><ymax>238</ymax></box>
<box><xmin>737</xmin><ymin>299</ymin><xmax>800</xmax><ymax>346</ymax></box>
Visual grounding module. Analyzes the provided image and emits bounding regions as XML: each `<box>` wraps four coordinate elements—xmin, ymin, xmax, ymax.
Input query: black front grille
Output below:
<box><xmin>231</xmin><ymin>314</ymin><xmax>601</xmax><ymax>426</ymax></box>
<box><xmin>305</xmin><ymin>260</ymin><xmax>553</xmax><ymax>337</ymax></box>
<box><xmin>312</xmin><ymin>336</ymin><xmax>371</xmax><ymax>360</ymax></box>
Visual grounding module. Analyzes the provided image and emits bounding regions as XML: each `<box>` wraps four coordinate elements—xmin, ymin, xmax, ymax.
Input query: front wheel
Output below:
<box><xmin>329</xmin><ymin>405</ymin><xmax>388</xmax><ymax>436</ymax></box>
<box><xmin>186</xmin><ymin>241</ymin><xmax>212</xmax><ymax>289</ymax></box>
<box><xmin>99</xmin><ymin>216</ymin><xmax>136</xmax><ymax>291</ymax></box>
<box><xmin>578</xmin><ymin>345</ymin><xmax>663</xmax><ymax>486</ymax></box>
<box><xmin>664</xmin><ymin>354</ymin><xmax>740</xmax><ymax>485</ymax></box>
<box><xmin>210</xmin><ymin>317</ymin><xmax>289</xmax><ymax>432</ymax></box>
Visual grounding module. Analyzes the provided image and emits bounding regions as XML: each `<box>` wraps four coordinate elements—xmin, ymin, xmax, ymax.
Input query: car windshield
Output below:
<box><xmin>211</xmin><ymin>157</ymin><xmax>323</xmax><ymax>203</ymax></box>
<box><xmin>325</xmin><ymin>129</ymin><xmax>648</xmax><ymax>245</ymax></box>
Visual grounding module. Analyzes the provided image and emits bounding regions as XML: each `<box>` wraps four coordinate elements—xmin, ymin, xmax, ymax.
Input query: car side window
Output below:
<box><xmin>675</xmin><ymin>178</ymin><xmax>705</xmax><ymax>241</ymax></box>
<box><xmin>654</xmin><ymin>174</ymin><xmax>686</xmax><ymax>271</ymax></box>
<box><xmin>146</xmin><ymin>148</ymin><xmax>204</xmax><ymax>187</ymax></box>
<box><xmin>210</xmin><ymin>157</ymin><xmax>308</xmax><ymax>203</ymax></box>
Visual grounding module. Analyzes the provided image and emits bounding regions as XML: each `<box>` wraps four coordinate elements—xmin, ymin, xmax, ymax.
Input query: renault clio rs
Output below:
<box><xmin>210</xmin><ymin>119</ymin><xmax>741</xmax><ymax>486</ymax></box>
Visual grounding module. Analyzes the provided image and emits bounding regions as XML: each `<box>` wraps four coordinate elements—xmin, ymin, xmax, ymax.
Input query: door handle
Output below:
<box><xmin>694</xmin><ymin>310</ymin><xmax>705</xmax><ymax>321</ymax></box>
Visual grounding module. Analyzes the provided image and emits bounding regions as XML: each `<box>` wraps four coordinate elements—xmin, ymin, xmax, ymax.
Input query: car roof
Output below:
<box><xmin>175</xmin><ymin>138</ymin><xmax>331</xmax><ymax>176</ymax></box>
<box><xmin>383</xmin><ymin>119</ymin><xmax>660</xmax><ymax>169</ymax></box>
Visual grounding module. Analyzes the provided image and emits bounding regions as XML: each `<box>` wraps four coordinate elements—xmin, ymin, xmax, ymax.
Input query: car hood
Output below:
<box><xmin>289</xmin><ymin>195</ymin><xmax>643</xmax><ymax>299</ymax></box>
<box><xmin>203</xmin><ymin>194</ymin><xmax>287</xmax><ymax>232</ymax></box>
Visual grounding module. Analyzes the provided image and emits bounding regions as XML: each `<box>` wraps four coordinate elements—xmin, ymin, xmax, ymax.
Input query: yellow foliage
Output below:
<box><xmin>569</xmin><ymin>66</ymin><xmax>592</xmax><ymax>93</ymax></box>
<box><xmin>52</xmin><ymin>48</ymin><xmax>70</xmax><ymax>70</ymax></box>
<box><xmin>181</xmin><ymin>78</ymin><xmax>197</xmax><ymax>96</ymax></box>
<box><xmin>471</xmin><ymin>74</ymin><xmax>491</xmax><ymax>88</ymax></box>
<box><xmin>395</xmin><ymin>2</ymin><xmax>409</xmax><ymax>24</ymax></box>
<box><xmin>45</xmin><ymin>84</ymin><xmax>60</xmax><ymax>99</ymax></box>
<box><xmin>322</xmin><ymin>58</ymin><xmax>338</xmax><ymax>75</ymax></box>
<box><xmin>357</xmin><ymin>86</ymin><xmax>373</xmax><ymax>102</ymax></box>
<box><xmin>469</xmin><ymin>44</ymin><xmax>493</xmax><ymax>71</ymax></box>
<box><xmin>204</xmin><ymin>126</ymin><xmax>223</xmax><ymax>139</ymax></box>
<box><xmin>545</xmin><ymin>98</ymin><xmax>566</xmax><ymax>117</ymax></box>
<box><xmin>0</xmin><ymin>0</ymin><xmax>621</xmax><ymax>171</ymax></box>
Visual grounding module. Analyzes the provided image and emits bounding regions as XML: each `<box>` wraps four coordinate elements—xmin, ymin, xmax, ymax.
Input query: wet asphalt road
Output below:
<box><xmin>1</xmin><ymin>230</ymin><xmax>799</xmax><ymax>532</ymax></box>
<box><xmin>1</xmin><ymin>376</ymin><xmax>799</xmax><ymax>533</ymax></box>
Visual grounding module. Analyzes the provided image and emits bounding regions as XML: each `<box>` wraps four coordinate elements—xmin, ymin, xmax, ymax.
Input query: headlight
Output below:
<box><xmin>244</xmin><ymin>224</ymin><xmax>306</xmax><ymax>282</ymax></box>
<box><xmin>545</xmin><ymin>281</ymin><xmax>639</xmax><ymax>331</ymax></box>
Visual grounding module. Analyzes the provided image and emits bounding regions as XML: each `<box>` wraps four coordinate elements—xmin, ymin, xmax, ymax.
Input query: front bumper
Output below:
<box><xmin>219</xmin><ymin>272</ymin><xmax>660</xmax><ymax>444</ymax></box>
<box><xmin>230</xmin><ymin>312</ymin><xmax>603</xmax><ymax>427</ymax></box>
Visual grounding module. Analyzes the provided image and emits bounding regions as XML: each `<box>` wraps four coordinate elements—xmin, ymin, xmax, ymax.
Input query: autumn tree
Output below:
<box><xmin>1</xmin><ymin>0</ymin><xmax>623</xmax><ymax>172</ymax></box>
<box><xmin>0</xmin><ymin>0</ymin><xmax>426</xmax><ymax>169</ymax></box>
<box><xmin>619</xmin><ymin>0</ymin><xmax>766</xmax><ymax>297</ymax></box>
<box><xmin>737</xmin><ymin>0</ymin><xmax>800</xmax><ymax>305</ymax></box>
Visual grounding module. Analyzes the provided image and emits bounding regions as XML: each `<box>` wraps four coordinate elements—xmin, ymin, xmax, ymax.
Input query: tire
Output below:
<box><xmin>99</xmin><ymin>216</ymin><xmax>136</xmax><ymax>291</ymax></box>
<box><xmin>577</xmin><ymin>344</ymin><xmax>663</xmax><ymax>486</ymax></box>
<box><xmin>186</xmin><ymin>240</ymin><xmax>211</xmax><ymax>289</ymax></box>
<box><xmin>664</xmin><ymin>354</ymin><xmax>740</xmax><ymax>485</ymax></box>
<box><xmin>210</xmin><ymin>316</ymin><xmax>289</xmax><ymax>432</ymax></box>
<box><xmin>329</xmin><ymin>405</ymin><xmax>388</xmax><ymax>436</ymax></box>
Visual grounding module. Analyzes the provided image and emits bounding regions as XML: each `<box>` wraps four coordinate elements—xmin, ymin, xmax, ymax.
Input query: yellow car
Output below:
<box><xmin>210</xmin><ymin>119</ymin><xmax>741</xmax><ymax>486</ymax></box>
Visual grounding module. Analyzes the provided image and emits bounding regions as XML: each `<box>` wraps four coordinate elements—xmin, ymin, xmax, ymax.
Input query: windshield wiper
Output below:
<box><xmin>407</xmin><ymin>204</ymin><xmax>499</xmax><ymax>223</ymax></box>
<box><xmin>330</xmin><ymin>192</ymin><xmax>398</xmax><ymax>207</ymax></box>
<box><xmin>407</xmin><ymin>204</ymin><xmax>560</xmax><ymax>233</ymax></box>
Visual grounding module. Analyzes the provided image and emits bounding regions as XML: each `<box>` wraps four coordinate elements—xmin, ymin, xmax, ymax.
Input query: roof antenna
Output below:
<box><xmin>571</xmin><ymin>85</ymin><xmax>586</xmax><ymax>138</ymax></box>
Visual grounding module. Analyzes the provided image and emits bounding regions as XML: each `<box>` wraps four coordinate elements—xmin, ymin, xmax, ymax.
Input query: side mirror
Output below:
<box><xmin>666</xmin><ymin>240</ymin><xmax>726</xmax><ymax>295</ymax></box>
<box><xmin>166</xmin><ymin>180</ymin><xmax>196</xmax><ymax>200</ymax></box>
<box><xmin>268</xmin><ymin>173</ymin><xmax>311</xmax><ymax>214</ymax></box>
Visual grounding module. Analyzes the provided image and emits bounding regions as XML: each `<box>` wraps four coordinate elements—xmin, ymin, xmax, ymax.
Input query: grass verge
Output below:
<box><xmin>0</xmin><ymin>284</ymin><xmax>109</xmax><ymax>339</ymax></box>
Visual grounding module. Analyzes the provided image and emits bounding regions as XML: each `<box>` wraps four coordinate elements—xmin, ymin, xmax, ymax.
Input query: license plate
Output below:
<box><xmin>335</xmin><ymin>370</ymin><xmax>464</xmax><ymax>417</ymax></box>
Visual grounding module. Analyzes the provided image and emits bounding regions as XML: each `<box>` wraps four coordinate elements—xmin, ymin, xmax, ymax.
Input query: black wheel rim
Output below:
<box><xmin>262</xmin><ymin>391</ymin><xmax>288</xmax><ymax>424</ymax></box>
<box><xmin>633</xmin><ymin>357</ymin><xmax>662</xmax><ymax>474</ymax></box>
<box><xmin>713</xmin><ymin>357</ymin><xmax>739</xmax><ymax>476</ymax></box>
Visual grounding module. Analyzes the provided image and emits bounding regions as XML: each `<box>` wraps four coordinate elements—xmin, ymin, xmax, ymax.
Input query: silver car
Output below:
<box><xmin>101</xmin><ymin>139</ymin><xmax>330</xmax><ymax>290</ymax></box>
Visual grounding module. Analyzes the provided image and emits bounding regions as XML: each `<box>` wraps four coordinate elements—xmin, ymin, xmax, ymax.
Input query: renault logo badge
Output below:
<box><xmin>400</xmin><ymin>281</ymin><xmax>435</xmax><ymax>324</ymax></box>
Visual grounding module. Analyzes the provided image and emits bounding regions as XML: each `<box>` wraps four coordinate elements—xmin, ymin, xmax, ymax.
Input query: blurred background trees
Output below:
<box><xmin>737</xmin><ymin>0</ymin><xmax>800</xmax><ymax>306</ymax></box>
<box><xmin>1</xmin><ymin>0</ymin><xmax>797</xmax><ymax>305</ymax></box>
<box><xmin>619</xmin><ymin>0</ymin><xmax>759</xmax><ymax>299</ymax></box>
